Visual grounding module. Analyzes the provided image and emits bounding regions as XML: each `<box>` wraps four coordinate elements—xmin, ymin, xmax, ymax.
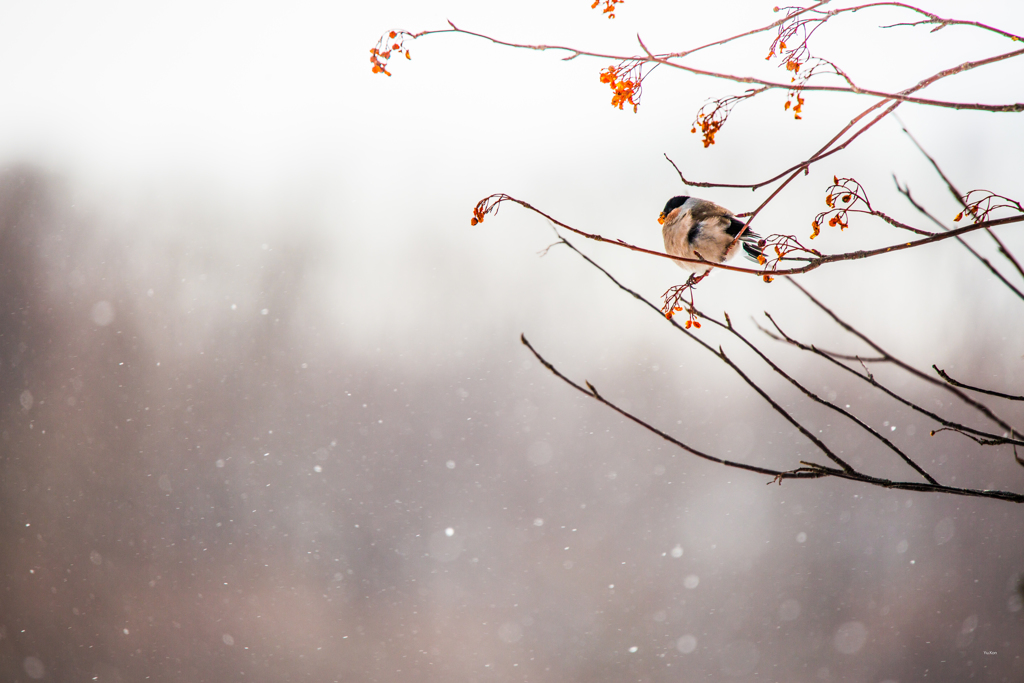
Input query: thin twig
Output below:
<box><xmin>897</xmin><ymin>123</ymin><xmax>1024</xmax><ymax>282</ymax></box>
<box><xmin>893</xmin><ymin>175</ymin><xmax>1024</xmax><ymax>302</ymax></box>
<box><xmin>402</xmin><ymin>26</ymin><xmax>1024</xmax><ymax>112</ymax></box>
<box><xmin>521</xmin><ymin>331</ymin><xmax>1024</xmax><ymax>502</ymax></box>
<box><xmin>705</xmin><ymin>312</ymin><xmax>938</xmax><ymax>484</ymax></box>
<box><xmin>524</xmin><ymin>230</ymin><xmax>1024</xmax><ymax>501</ymax></box>
<box><xmin>931</xmin><ymin>427</ymin><xmax>1017</xmax><ymax>446</ymax></box>
<box><xmin>933</xmin><ymin>366</ymin><xmax>1024</xmax><ymax>401</ymax></box>
<box><xmin>519</xmin><ymin>334</ymin><xmax>822</xmax><ymax>480</ymax></box>
<box><xmin>787</xmin><ymin>279</ymin><xmax>1022</xmax><ymax>438</ymax></box>
<box><xmin>543</xmin><ymin>230</ymin><xmax>854</xmax><ymax>472</ymax></box>
<box><xmin>764</xmin><ymin>312</ymin><xmax>1024</xmax><ymax>448</ymax></box>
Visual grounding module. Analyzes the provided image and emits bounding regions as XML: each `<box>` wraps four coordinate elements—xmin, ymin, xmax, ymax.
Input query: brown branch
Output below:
<box><xmin>852</xmin><ymin>2</ymin><xmax>1024</xmax><ymax>42</ymax></box>
<box><xmin>473</xmin><ymin>193</ymin><xmax>1024</xmax><ymax>278</ymax></box>
<box><xmin>526</xmin><ymin>231</ymin><xmax>1024</xmax><ymax>501</ymax></box>
<box><xmin>665</xmin><ymin>99</ymin><xmax>896</xmax><ymax>191</ymax></box>
<box><xmin>986</xmin><ymin>231</ymin><xmax>1024</xmax><ymax>283</ymax></box>
<box><xmin>706</xmin><ymin>312</ymin><xmax>938</xmax><ymax>484</ymax></box>
<box><xmin>787</xmin><ymin>279</ymin><xmax>1022</xmax><ymax>437</ymax></box>
<box><xmin>930</xmin><ymin>427</ymin><xmax>1018</xmax><ymax>446</ymax></box>
<box><xmin>773</xmin><ymin>460</ymin><xmax>1024</xmax><ymax>502</ymax></box>
<box><xmin>519</xmin><ymin>333</ymin><xmax>822</xmax><ymax>480</ymax></box>
<box><xmin>764</xmin><ymin>311</ymin><xmax>1024</xmax><ymax>448</ymax></box>
<box><xmin>664</xmin><ymin>1</ymin><xmax>835</xmax><ymax>60</ymax></box>
<box><xmin>897</xmin><ymin>124</ymin><xmax>1024</xmax><ymax>283</ymax></box>
<box><xmin>753</xmin><ymin>319</ymin><xmax>886</xmax><ymax>362</ymax></box>
<box><xmin>552</xmin><ymin>228</ymin><xmax>1008</xmax><ymax>484</ymax></box>
<box><xmin>542</xmin><ymin>231</ymin><xmax>855</xmax><ymax>472</ymax></box>
<box><xmin>521</xmin><ymin>334</ymin><xmax>1024</xmax><ymax>502</ymax></box>
<box><xmin>661</xmin><ymin>38</ymin><xmax>1024</xmax><ymax>201</ymax></box>
<box><xmin>405</xmin><ymin>25</ymin><xmax>1024</xmax><ymax>112</ymax></box>
<box><xmin>672</xmin><ymin>42</ymin><xmax>1022</xmax><ymax>199</ymax></box>
<box><xmin>933</xmin><ymin>366</ymin><xmax>1024</xmax><ymax>402</ymax></box>
<box><xmin>893</xmin><ymin>175</ymin><xmax>1024</xmax><ymax>302</ymax></box>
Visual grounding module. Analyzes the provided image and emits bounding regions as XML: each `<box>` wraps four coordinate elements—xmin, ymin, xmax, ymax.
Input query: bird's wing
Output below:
<box><xmin>725</xmin><ymin>217</ymin><xmax>759</xmax><ymax>240</ymax></box>
<box><xmin>726</xmin><ymin>217</ymin><xmax>763</xmax><ymax>263</ymax></box>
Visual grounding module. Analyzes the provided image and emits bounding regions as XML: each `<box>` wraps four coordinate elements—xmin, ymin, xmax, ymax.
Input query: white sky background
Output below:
<box><xmin>0</xmin><ymin>0</ymin><xmax>1022</xmax><ymax>376</ymax></box>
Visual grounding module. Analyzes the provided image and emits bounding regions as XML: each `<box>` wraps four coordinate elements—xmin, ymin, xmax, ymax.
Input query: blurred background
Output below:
<box><xmin>1</xmin><ymin>1</ymin><xmax>1022</xmax><ymax>681</ymax></box>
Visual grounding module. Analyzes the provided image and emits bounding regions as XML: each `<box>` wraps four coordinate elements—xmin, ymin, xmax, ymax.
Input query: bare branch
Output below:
<box><xmin>893</xmin><ymin>175</ymin><xmax>1024</xmax><ymax>302</ymax></box>
<box><xmin>519</xmin><ymin>334</ymin><xmax>820</xmax><ymax>480</ymax></box>
<box><xmin>703</xmin><ymin>310</ymin><xmax>939</xmax><ymax>484</ymax></box>
<box><xmin>930</xmin><ymin>427</ymin><xmax>1018</xmax><ymax>446</ymax></box>
<box><xmin>520</xmin><ymin>333</ymin><xmax>1024</xmax><ymax>502</ymax></box>
<box><xmin>932</xmin><ymin>366</ymin><xmax>1024</xmax><ymax>402</ymax></box>
<box><xmin>787</xmin><ymin>279</ymin><xmax>1023</xmax><ymax>438</ymax></box>
<box><xmin>764</xmin><ymin>311</ymin><xmax>1024</xmax><ymax>448</ymax></box>
<box><xmin>541</xmin><ymin>232</ymin><xmax>857</xmax><ymax>471</ymax></box>
<box><xmin>897</xmin><ymin>123</ymin><xmax>1024</xmax><ymax>282</ymax></box>
<box><xmin>383</xmin><ymin>25</ymin><xmax>1024</xmax><ymax>112</ymax></box>
<box><xmin>471</xmin><ymin>192</ymin><xmax>1024</xmax><ymax>278</ymax></box>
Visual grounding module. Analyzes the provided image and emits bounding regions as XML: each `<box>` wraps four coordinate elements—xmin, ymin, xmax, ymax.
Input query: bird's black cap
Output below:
<box><xmin>662</xmin><ymin>196</ymin><xmax>690</xmax><ymax>215</ymax></box>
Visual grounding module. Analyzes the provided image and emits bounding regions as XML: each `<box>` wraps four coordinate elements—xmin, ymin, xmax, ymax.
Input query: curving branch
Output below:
<box><xmin>470</xmin><ymin>192</ymin><xmax>1024</xmax><ymax>279</ymax></box>
<box><xmin>519</xmin><ymin>333</ymin><xmax>825</xmax><ymax>481</ymax></box>
<box><xmin>384</xmin><ymin>24</ymin><xmax>1024</xmax><ymax>112</ymax></box>
<box><xmin>763</xmin><ymin>312</ymin><xmax>1024</xmax><ymax>449</ymax></box>
<box><xmin>896</xmin><ymin>123</ymin><xmax>1024</xmax><ymax>284</ymax></box>
<box><xmin>933</xmin><ymin>366</ymin><xmax>1024</xmax><ymax>402</ymax></box>
<box><xmin>519</xmin><ymin>232</ymin><xmax>1024</xmax><ymax>503</ymax></box>
<box><xmin>893</xmin><ymin>174</ymin><xmax>1024</xmax><ymax>303</ymax></box>
<box><xmin>786</xmin><ymin>279</ymin><xmax>1023</xmax><ymax>440</ymax></box>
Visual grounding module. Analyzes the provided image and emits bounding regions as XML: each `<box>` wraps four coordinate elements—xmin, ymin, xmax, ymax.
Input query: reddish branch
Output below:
<box><xmin>471</xmin><ymin>192</ymin><xmax>1024</xmax><ymax>278</ymax></box>
<box><xmin>891</xmin><ymin>126</ymin><xmax>1024</xmax><ymax>301</ymax></box>
<box><xmin>893</xmin><ymin>176</ymin><xmax>1024</xmax><ymax>303</ymax></box>
<box><xmin>380</xmin><ymin>21</ymin><xmax>1024</xmax><ymax>112</ymax></box>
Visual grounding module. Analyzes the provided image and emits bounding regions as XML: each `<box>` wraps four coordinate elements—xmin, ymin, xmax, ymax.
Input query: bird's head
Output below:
<box><xmin>658</xmin><ymin>196</ymin><xmax>690</xmax><ymax>225</ymax></box>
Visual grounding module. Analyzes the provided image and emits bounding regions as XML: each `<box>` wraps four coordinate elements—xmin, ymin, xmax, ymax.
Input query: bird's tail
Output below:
<box><xmin>740</xmin><ymin>232</ymin><xmax>763</xmax><ymax>264</ymax></box>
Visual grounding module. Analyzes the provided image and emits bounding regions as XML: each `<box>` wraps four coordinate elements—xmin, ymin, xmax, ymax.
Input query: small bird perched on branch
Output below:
<box><xmin>658</xmin><ymin>196</ymin><xmax>763</xmax><ymax>275</ymax></box>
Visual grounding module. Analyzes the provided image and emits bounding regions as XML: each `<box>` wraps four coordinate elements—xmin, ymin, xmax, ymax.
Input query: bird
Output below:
<box><xmin>658</xmin><ymin>196</ymin><xmax>763</xmax><ymax>275</ymax></box>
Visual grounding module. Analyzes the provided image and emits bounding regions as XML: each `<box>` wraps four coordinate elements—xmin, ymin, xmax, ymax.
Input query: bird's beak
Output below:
<box><xmin>657</xmin><ymin>212</ymin><xmax>666</xmax><ymax>225</ymax></box>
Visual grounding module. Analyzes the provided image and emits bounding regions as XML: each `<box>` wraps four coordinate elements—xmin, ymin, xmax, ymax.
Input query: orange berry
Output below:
<box><xmin>389</xmin><ymin>31</ymin><xmax>397</xmax><ymax>39</ymax></box>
